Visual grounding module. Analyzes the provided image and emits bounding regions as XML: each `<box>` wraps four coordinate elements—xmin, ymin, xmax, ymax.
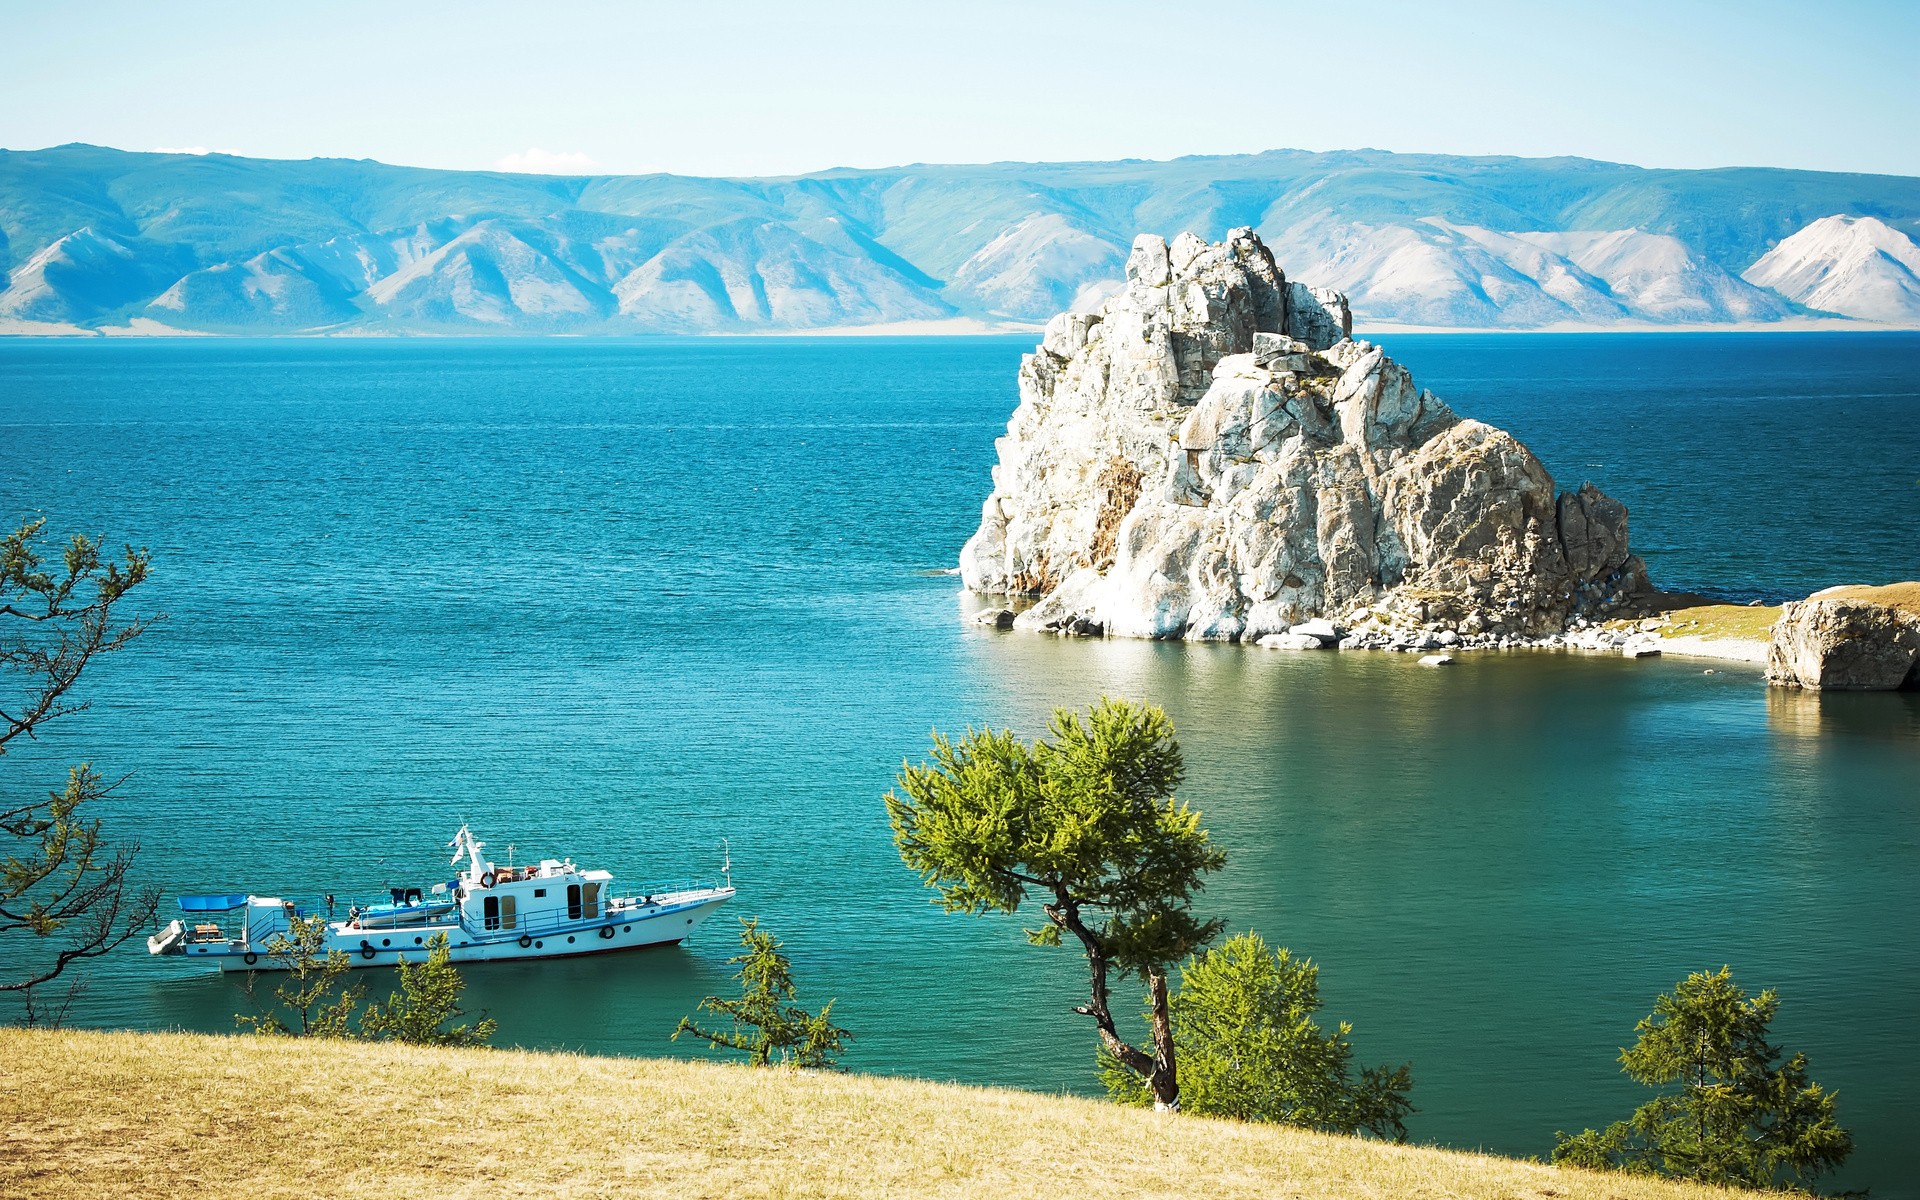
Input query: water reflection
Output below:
<box><xmin>1767</xmin><ymin>685</ymin><xmax>1920</xmax><ymax>741</ymax></box>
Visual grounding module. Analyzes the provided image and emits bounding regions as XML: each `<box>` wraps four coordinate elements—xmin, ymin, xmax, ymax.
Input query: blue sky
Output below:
<box><xmin>4</xmin><ymin>0</ymin><xmax>1915</xmax><ymax>177</ymax></box>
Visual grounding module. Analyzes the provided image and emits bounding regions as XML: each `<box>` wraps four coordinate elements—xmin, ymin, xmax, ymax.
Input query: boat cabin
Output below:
<box><xmin>449</xmin><ymin>828</ymin><xmax>616</xmax><ymax>938</ymax></box>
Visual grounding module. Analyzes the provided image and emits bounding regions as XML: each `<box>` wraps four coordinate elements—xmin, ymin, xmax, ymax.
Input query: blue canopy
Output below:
<box><xmin>177</xmin><ymin>893</ymin><xmax>249</xmax><ymax>913</ymax></box>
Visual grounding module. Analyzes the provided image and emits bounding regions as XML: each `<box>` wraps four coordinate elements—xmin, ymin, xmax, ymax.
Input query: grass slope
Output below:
<box><xmin>1656</xmin><ymin>603</ymin><xmax>1783</xmax><ymax>643</ymax></box>
<box><xmin>0</xmin><ymin>1028</ymin><xmax>1755</xmax><ymax>1200</ymax></box>
<box><xmin>1813</xmin><ymin>581</ymin><xmax>1920</xmax><ymax>615</ymax></box>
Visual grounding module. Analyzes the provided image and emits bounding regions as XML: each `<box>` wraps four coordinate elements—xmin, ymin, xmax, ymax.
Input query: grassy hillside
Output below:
<box><xmin>0</xmin><ymin>1028</ymin><xmax>1757</xmax><ymax>1200</ymax></box>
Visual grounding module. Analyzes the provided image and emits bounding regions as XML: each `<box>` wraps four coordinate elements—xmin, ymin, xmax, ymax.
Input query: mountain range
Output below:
<box><xmin>3</xmin><ymin>143</ymin><xmax>1919</xmax><ymax>334</ymax></box>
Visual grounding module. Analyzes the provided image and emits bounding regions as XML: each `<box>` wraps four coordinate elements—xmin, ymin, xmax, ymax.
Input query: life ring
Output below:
<box><xmin>359</xmin><ymin>940</ymin><xmax>376</xmax><ymax>960</ymax></box>
<box><xmin>479</xmin><ymin>871</ymin><xmax>496</xmax><ymax>888</ymax></box>
<box><xmin>518</xmin><ymin>934</ymin><xmax>533</xmax><ymax>948</ymax></box>
<box><xmin>599</xmin><ymin>924</ymin><xmax>616</xmax><ymax>940</ymax></box>
<box><xmin>242</xmin><ymin>951</ymin><xmax>258</xmax><ymax>966</ymax></box>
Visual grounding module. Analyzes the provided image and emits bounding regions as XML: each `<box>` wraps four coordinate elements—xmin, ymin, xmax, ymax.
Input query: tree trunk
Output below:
<box><xmin>1146</xmin><ymin>969</ymin><xmax>1180</xmax><ymax>1111</ymax></box>
<box><xmin>1048</xmin><ymin>894</ymin><xmax>1171</xmax><ymax>1105</ymax></box>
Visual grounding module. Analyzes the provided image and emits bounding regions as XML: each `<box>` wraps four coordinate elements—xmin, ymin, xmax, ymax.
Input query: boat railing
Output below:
<box><xmin>612</xmin><ymin>878</ymin><xmax>729</xmax><ymax>901</ymax></box>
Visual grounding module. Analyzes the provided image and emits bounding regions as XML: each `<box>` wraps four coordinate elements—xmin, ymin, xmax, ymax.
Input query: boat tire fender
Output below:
<box><xmin>359</xmin><ymin>940</ymin><xmax>376</xmax><ymax>960</ymax></box>
<box><xmin>518</xmin><ymin>934</ymin><xmax>532</xmax><ymax>949</ymax></box>
<box><xmin>480</xmin><ymin>871</ymin><xmax>496</xmax><ymax>888</ymax></box>
<box><xmin>242</xmin><ymin>951</ymin><xmax>258</xmax><ymax>966</ymax></box>
<box><xmin>599</xmin><ymin>925</ymin><xmax>615</xmax><ymax>940</ymax></box>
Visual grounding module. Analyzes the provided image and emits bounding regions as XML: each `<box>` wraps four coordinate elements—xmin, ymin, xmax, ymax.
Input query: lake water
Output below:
<box><xmin>2</xmin><ymin>333</ymin><xmax>1916</xmax><ymax>1193</ymax></box>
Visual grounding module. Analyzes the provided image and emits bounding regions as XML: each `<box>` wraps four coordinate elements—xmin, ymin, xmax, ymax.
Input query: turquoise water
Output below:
<box><xmin>1</xmin><ymin>334</ymin><xmax>1916</xmax><ymax>1193</ymax></box>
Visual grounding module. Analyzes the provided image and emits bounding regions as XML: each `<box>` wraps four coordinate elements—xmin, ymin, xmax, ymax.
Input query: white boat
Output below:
<box><xmin>147</xmin><ymin>826</ymin><xmax>734</xmax><ymax>971</ymax></box>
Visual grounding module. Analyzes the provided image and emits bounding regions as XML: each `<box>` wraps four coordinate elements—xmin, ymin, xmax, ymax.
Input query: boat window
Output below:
<box><xmin>533</xmin><ymin>888</ymin><xmax>546</xmax><ymax>898</ymax></box>
<box><xmin>483</xmin><ymin>896</ymin><xmax>500</xmax><ymax>931</ymax></box>
<box><xmin>567</xmin><ymin>884</ymin><xmax>582</xmax><ymax>920</ymax></box>
<box><xmin>501</xmin><ymin>895</ymin><xmax>517</xmax><ymax>931</ymax></box>
<box><xmin>583</xmin><ymin>881</ymin><xmax>601</xmax><ymax>920</ymax></box>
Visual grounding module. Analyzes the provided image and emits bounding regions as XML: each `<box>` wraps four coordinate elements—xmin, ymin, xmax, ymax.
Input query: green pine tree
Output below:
<box><xmin>1101</xmin><ymin>932</ymin><xmax>1413</xmax><ymax>1138</ymax></box>
<box><xmin>360</xmin><ymin>932</ymin><xmax>497</xmax><ymax>1046</ymax></box>
<box><xmin>673</xmin><ymin>917</ymin><xmax>850</xmax><ymax>1068</ymax></box>
<box><xmin>1553</xmin><ymin>966</ymin><xmax>1852</xmax><ymax>1189</ymax></box>
<box><xmin>2</xmin><ymin>518</ymin><xmax>160</xmax><ymax>1023</ymax></box>
<box><xmin>886</xmin><ymin>697</ymin><xmax>1225</xmax><ymax>1110</ymax></box>
<box><xmin>234</xmin><ymin>913</ymin><xmax>363</xmax><ymax>1038</ymax></box>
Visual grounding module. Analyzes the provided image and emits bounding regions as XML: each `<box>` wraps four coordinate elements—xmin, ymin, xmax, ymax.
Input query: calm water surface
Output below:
<box><xmin>2</xmin><ymin>334</ymin><xmax>1916</xmax><ymax>1193</ymax></box>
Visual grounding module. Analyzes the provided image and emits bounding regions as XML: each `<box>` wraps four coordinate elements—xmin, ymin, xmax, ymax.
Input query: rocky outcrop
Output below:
<box><xmin>1767</xmin><ymin>584</ymin><xmax>1920</xmax><ymax>690</ymax></box>
<box><xmin>959</xmin><ymin>229</ymin><xmax>1650</xmax><ymax>643</ymax></box>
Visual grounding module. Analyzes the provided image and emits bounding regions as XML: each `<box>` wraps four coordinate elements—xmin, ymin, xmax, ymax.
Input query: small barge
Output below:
<box><xmin>147</xmin><ymin>826</ymin><xmax>734</xmax><ymax>970</ymax></box>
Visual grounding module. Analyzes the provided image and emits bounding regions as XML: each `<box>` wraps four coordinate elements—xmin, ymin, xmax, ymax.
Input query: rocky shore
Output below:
<box><xmin>1768</xmin><ymin>584</ymin><xmax>1920</xmax><ymax>689</ymax></box>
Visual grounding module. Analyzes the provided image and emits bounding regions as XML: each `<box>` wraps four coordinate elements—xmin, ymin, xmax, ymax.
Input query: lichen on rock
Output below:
<box><xmin>959</xmin><ymin>228</ymin><xmax>1651</xmax><ymax>642</ymax></box>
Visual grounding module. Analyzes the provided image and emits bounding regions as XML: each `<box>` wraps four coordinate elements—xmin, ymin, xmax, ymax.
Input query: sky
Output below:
<box><xmin>3</xmin><ymin>0</ymin><xmax>1916</xmax><ymax>178</ymax></box>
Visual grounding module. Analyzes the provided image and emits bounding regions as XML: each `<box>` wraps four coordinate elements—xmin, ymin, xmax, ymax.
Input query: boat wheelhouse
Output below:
<box><xmin>148</xmin><ymin>826</ymin><xmax>733</xmax><ymax>971</ymax></box>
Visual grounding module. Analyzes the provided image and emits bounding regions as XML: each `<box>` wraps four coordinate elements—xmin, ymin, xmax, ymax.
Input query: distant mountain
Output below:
<box><xmin>1742</xmin><ymin>214</ymin><xmax>1920</xmax><ymax>322</ymax></box>
<box><xmin>3</xmin><ymin>143</ymin><xmax>1919</xmax><ymax>334</ymax></box>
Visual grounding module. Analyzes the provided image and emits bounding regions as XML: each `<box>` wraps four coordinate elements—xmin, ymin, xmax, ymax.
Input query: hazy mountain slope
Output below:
<box><xmin>363</xmin><ymin>220</ymin><xmax>612</xmax><ymax>328</ymax></box>
<box><xmin>1742</xmin><ymin>214</ymin><xmax>1920</xmax><ymax>321</ymax></box>
<box><xmin>0</xmin><ymin>227</ymin><xmax>183</xmax><ymax>323</ymax></box>
<box><xmin>147</xmin><ymin>247</ymin><xmax>360</xmax><ymax>329</ymax></box>
<box><xmin>945</xmin><ymin>213</ymin><xmax>1125</xmax><ymax>317</ymax></box>
<box><xmin>1511</xmin><ymin>229</ymin><xmax>1791</xmax><ymax>321</ymax></box>
<box><xmin>2</xmin><ymin>144</ymin><xmax>1918</xmax><ymax>333</ymax></box>
<box><xmin>610</xmin><ymin>217</ymin><xmax>952</xmax><ymax>330</ymax></box>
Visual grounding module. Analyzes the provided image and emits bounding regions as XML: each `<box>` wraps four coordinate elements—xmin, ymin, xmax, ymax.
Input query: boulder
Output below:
<box><xmin>1418</xmin><ymin>653</ymin><xmax>1455</xmax><ymax>667</ymax></box>
<box><xmin>1258</xmin><ymin>632</ymin><xmax>1327</xmax><ymax>650</ymax></box>
<box><xmin>1290</xmin><ymin>618</ymin><xmax>1341</xmax><ymax>641</ymax></box>
<box><xmin>959</xmin><ymin>229</ymin><xmax>1650</xmax><ymax>643</ymax></box>
<box><xmin>1767</xmin><ymin>584</ymin><xmax>1920</xmax><ymax>690</ymax></box>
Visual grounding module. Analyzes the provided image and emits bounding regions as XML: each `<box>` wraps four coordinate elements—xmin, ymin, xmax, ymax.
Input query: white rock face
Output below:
<box><xmin>960</xmin><ymin>229</ymin><xmax>1650</xmax><ymax>642</ymax></box>
<box><xmin>1742</xmin><ymin>215</ymin><xmax>1920</xmax><ymax>323</ymax></box>
<box><xmin>1768</xmin><ymin>589</ymin><xmax>1920</xmax><ymax>690</ymax></box>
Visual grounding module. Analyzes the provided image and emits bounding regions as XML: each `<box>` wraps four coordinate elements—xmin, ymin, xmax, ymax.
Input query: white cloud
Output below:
<box><xmin>494</xmin><ymin>147</ymin><xmax>600</xmax><ymax>175</ymax></box>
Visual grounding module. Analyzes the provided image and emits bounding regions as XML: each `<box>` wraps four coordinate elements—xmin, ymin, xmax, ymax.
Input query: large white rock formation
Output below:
<box><xmin>959</xmin><ymin>229</ymin><xmax>1650</xmax><ymax>642</ymax></box>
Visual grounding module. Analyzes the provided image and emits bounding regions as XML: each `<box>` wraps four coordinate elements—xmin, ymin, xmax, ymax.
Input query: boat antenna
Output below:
<box><xmin>720</xmin><ymin>838</ymin><xmax>732</xmax><ymax>889</ymax></box>
<box><xmin>507</xmin><ymin>843</ymin><xmax>516</xmax><ymax>872</ymax></box>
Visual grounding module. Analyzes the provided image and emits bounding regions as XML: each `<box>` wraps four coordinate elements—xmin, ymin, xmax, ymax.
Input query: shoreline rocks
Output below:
<box><xmin>1767</xmin><ymin>584</ymin><xmax>1920</xmax><ymax>690</ymax></box>
<box><xmin>960</xmin><ymin>228</ymin><xmax>1651</xmax><ymax>645</ymax></box>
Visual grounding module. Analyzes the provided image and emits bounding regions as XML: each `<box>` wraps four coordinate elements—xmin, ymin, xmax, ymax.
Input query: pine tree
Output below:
<box><xmin>361</xmin><ymin>933</ymin><xmax>497</xmax><ymax>1046</ymax></box>
<box><xmin>1554</xmin><ymin>966</ymin><xmax>1852</xmax><ymax>1189</ymax></box>
<box><xmin>1102</xmin><ymin>932</ymin><xmax>1413</xmax><ymax>1138</ymax></box>
<box><xmin>887</xmin><ymin>697</ymin><xmax>1225</xmax><ymax>1110</ymax></box>
<box><xmin>234</xmin><ymin>914</ymin><xmax>363</xmax><ymax>1038</ymax></box>
<box><xmin>1</xmin><ymin>518</ymin><xmax>159</xmax><ymax>1020</ymax></box>
<box><xmin>673</xmin><ymin>918</ymin><xmax>849</xmax><ymax>1068</ymax></box>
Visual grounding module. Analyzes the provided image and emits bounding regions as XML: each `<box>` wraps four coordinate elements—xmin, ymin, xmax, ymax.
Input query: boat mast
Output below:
<box><xmin>448</xmin><ymin>825</ymin><xmax>488</xmax><ymax>885</ymax></box>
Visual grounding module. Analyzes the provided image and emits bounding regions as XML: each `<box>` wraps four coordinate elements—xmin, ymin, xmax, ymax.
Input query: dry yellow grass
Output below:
<box><xmin>0</xmin><ymin>1028</ymin><xmax>1761</xmax><ymax>1200</ymax></box>
<box><xmin>1813</xmin><ymin>581</ymin><xmax>1920</xmax><ymax>616</ymax></box>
